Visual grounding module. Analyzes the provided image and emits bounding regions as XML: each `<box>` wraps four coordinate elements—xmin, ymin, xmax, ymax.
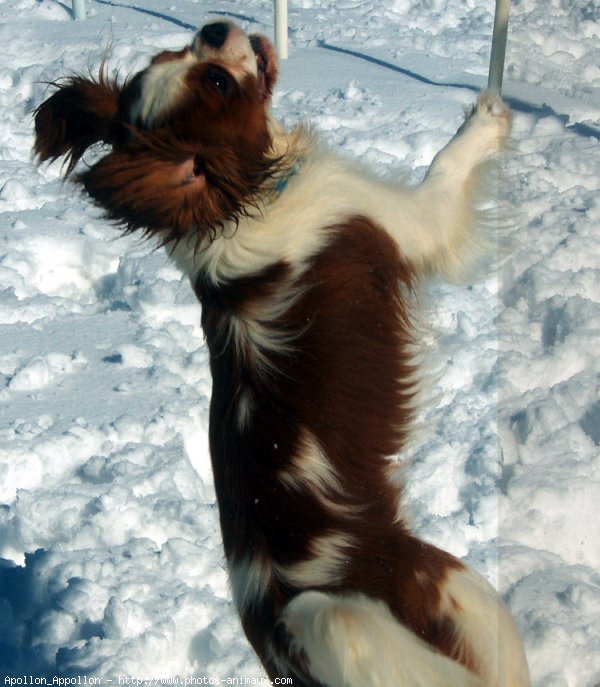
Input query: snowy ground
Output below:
<box><xmin>1</xmin><ymin>0</ymin><xmax>599</xmax><ymax>684</ymax></box>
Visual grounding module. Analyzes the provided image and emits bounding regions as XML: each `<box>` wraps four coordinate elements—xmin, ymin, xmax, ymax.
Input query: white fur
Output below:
<box><xmin>171</xmin><ymin>93</ymin><xmax>511</xmax><ymax>291</ymax></box>
<box><xmin>275</xmin><ymin>532</ymin><xmax>356</xmax><ymax>589</ymax></box>
<box><xmin>277</xmin><ymin>430</ymin><xmax>355</xmax><ymax>518</ymax></box>
<box><xmin>439</xmin><ymin>566</ymin><xmax>531</xmax><ymax>687</ymax></box>
<box><xmin>226</xmin><ymin>280</ymin><xmax>308</xmax><ymax>376</ymax></box>
<box><xmin>39</xmin><ymin>19</ymin><xmax>526</xmax><ymax>685</ymax></box>
<box><xmin>235</xmin><ymin>386</ymin><xmax>253</xmax><ymax>430</ymax></box>
<box><xmin>229</xmin><ymin>554</ymin><xmax>273</xmax><ymax>612</ymax></box>
<box><xmin>131</xmin><ymin>52</ymin><xmax>197</xmax><ymax>127</ymax></box>
<box><xmin>275</xmin><ymin>566</ymin><xmax>531</xmax><ymax>687</ymax></box>
<box><xmin>160</xmin><ymin>72</ymin><xmax>520</xmax><ymax>684</ymax></box>
<box><xmin>279</xmin><ymin>591</ymin><xmax>483</xmax><ymax>687</ymax></box>
<box><xmin>168</xmin><ymin>94</ymin><xmax>511</xmax><ymax>415</ymax></box>
<box><xmin>133</xmin><ymin>20</ymin><xmax>258</xmax><ymax>128</ymax></box>
<box><xmin>192</xmin><ymin>21</ymin><xmax>258</xmax><ymax>79</ymax></box>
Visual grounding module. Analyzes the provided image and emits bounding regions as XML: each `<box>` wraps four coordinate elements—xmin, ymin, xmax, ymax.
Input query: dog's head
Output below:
<box><xmin>34</xmin><ymin>21</ymin><xmax>281</xmax><ymax>245</ymax></box>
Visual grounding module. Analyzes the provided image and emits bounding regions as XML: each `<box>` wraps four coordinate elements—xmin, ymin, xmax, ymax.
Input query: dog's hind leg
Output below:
<box><xmin>437</xmin><ymin>565</ymin><xmax>531</xmax><ymax>687</ymax></box>
<box><xmin>276</xmin><ymin>591</ymin><xmax>483</xmax><ymax>687</ymax></box>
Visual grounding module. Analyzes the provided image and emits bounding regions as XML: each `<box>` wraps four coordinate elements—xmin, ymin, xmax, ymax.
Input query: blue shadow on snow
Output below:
<box><xmin>319</xmin><ymin>42</ymin><xmax>600</xmax><ymax>142</ymax></box>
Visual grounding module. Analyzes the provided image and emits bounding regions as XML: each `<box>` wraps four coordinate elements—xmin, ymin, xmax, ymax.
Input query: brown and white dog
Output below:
<box><xmin>34</xmin><ymin>20</ymin><xmax>530</xmax><ymax>687</ymax></box>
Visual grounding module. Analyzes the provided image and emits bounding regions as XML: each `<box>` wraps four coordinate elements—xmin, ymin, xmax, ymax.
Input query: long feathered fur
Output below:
<box><xmin>33</xmin><ymin>20</ymin><xmax>530</xmax><ymax>687</ymax></box>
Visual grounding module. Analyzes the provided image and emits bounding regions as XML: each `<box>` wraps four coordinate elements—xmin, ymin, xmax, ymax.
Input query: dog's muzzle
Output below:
<box><xmin>198</xmin><ymin>22</ymin><xmax>229</xmax><ymax>49</ymax></box>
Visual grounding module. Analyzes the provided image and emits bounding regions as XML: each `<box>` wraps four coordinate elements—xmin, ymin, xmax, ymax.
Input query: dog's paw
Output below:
<box><xmin>477</xmin><ymin>90</ymin><xmax>511</xmax><ymax>118</ymax></box>
<box><xmin>477</xmin><ymin>90</ymin><xmax>512</xmax><ymax>135</ymax></box>
<box><xmin>461</xmin><ymin>90</ymin><xmax>512</xmax><ymax>156</ymax></box>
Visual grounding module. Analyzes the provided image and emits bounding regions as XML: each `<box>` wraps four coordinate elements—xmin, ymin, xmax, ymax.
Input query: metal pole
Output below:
<box><xmin>274</xmin><ymin>0</ymin><xmax>288</xmax><ymax>59</ymax></box>
<box><xmin>72</xmin><ymin>0</ymin><xmax>86</xmax><ymax>20</ymax></box>
<box><xmin>488</xmin><ymin>0</ymin><xmax>510</xmax><ymax>94</ymax></box>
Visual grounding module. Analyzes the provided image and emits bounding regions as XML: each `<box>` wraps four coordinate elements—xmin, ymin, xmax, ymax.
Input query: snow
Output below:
<box><xmin>0</xmin><ymin>0</ymin><xmax>599</xmax><ymax>684</ymax></box>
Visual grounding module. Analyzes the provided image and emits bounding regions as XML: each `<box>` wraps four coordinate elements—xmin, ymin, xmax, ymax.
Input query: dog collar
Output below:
<box><xmin>264</xmin><ymin>160</ymin><xmax>302</xmax><ymax>205</ymax></box>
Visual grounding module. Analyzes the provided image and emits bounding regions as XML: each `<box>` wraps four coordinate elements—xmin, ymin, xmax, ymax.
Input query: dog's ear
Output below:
<box><xmin>78</xmin><ymin>146</ymin><xmax>201</xmax><ymax>240</ymax></box>
<box><xmin>249</xmin><ymin>35</ymin><xmax>279</xmax><ymax>102</ymax></box>
<box><xmin>34</xmin><ymin>73</ymin><xmax>122</xmax><ymax>174</ymax></box>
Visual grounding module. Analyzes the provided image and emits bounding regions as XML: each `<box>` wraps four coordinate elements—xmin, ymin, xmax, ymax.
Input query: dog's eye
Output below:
<box><xmin>206</xmin><ymin>67</ymin><xmax>231</xmax><ymax>96</ymax></box>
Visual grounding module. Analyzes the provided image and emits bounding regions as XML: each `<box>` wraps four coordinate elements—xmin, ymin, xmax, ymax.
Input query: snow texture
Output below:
<box><xmin>0</xmin><ymin>0</ymin><xmax>599</xmax><ymax>684</ymax></box>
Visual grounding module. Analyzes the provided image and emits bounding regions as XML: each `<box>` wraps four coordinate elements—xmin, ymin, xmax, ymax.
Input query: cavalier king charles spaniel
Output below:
<box><xmin>34</xmin><ymin>19</ymin><xmax>530</xmax><ymax>687</ymax></box>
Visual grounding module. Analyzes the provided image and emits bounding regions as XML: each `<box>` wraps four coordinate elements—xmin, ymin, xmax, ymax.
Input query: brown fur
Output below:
<box><xmin>34</xmin><ymin>62</ymin><xmax>280</xmax><ymax>247</ymax></box>
<box><xmin>34</xmin><ymin>72</ymin><xmax>121</xmax><ymax>173</ymax></box>
<box><xmin>32</xmin><ymin>23</ymin><xmax>525</xmax><ymax>685</ymax></box>
<box><xmin>195</xmin><ymin>215</ymin><xmax>470</xmax><ymax>678</ymax></box>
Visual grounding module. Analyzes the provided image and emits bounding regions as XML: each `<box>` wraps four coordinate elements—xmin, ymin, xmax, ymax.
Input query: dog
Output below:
<box><xmin>34</xmin><ymin>19</ymin><xmax>530</xmax><ymax>687</ymax></box>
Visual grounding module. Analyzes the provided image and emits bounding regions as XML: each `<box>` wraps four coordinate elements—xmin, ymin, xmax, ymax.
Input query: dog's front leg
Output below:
<box><xmin>410</xmin><ymin>91</ymin><xmax>512</xmax><ymax>279</ymax></box>
<box><xmin>425</xmin><ymin>92</ymin><xmax>512</xmax><ymax>184</ymax></box>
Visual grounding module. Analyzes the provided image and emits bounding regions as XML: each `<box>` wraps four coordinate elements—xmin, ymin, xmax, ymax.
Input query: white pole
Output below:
<box><xmin>274</xmin><ymin>0</ymin><xmax>288</xmax><ymax>59</ymax></box>
<box><xmin>72</xmin><ymin>0</ymin><xmax>86</xmax><ymax>20</ymax></box>
<box><xmin>488</xmin><ymin>0</ymin><xmax>510</xmax><ymax>94</ymax></box>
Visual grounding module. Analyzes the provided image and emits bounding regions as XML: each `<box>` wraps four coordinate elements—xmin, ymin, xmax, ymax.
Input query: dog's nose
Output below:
<box><xmin>199</xmin><ymin>22</ymin><xmax>230</xmax><ymax>49</ymax></box>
